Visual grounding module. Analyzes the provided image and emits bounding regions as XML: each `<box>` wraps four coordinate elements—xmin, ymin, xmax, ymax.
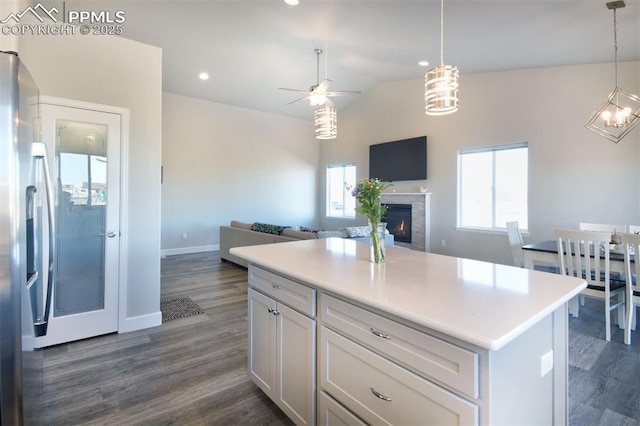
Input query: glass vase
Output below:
<box><xmin>369</xmin><ymin>220</ymin><xmax>387</xmax><ymax>264</ymax></box>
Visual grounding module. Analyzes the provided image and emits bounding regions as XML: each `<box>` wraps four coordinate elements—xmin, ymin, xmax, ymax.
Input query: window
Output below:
<box><xmin>458</xmin><ymin>143</ymin><xmax>528</xmax><ymax>231</ymax></box>
<box><xmin>326</xmin><ymin>163</ymin><xmax>356</xmax><ymax>218</ymax></box>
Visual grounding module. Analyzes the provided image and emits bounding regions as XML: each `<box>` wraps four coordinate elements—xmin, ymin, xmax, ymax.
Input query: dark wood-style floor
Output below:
<box><xmin>33</xmin><ymin>251</ymin><xmax>292</xmax><ymax>425</ymax></box>
<box><xmin>33</xmin><ymin>251</ymin><xmax>640</xmax><ymax>425</ymax></box>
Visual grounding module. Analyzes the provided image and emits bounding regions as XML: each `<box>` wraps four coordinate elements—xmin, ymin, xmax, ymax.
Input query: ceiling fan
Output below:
<box><xmin>279</xmin><ymin>48</ymin><xmax>360</xmax><ymax>106</ymax></box>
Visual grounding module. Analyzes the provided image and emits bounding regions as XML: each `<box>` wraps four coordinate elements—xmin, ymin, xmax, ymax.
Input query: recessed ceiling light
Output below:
<box><xmin>284</xmin><ymin>0</ymin><xmax>299</xmax><ymax>5</ymax></box>
<box><xmin>418</xmin><ymin>61</ymin><xmax>430</xmax><ymax>67</ymax></box>
<box><xmin>198</xmin><ymin>72</ymin><xmax>209</xmax><ymax>81</ymax></box>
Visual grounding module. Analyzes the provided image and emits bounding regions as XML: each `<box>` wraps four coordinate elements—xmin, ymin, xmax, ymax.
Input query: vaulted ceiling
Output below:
<box><xmin>76</xmin><ymin>0</ymin><xmax>640</xmax><ymax>120</ymax></box>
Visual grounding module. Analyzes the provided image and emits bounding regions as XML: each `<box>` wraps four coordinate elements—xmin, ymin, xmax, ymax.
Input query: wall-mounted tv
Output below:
<box><xmin>369</xmin><ymin>136</ymin><xmax>427</xmax><ymax>182</ymax></box>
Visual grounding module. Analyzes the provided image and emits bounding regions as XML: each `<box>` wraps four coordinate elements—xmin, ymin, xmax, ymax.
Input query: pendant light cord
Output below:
<box><xmin>316</xmin><ymin>50</ymin><xmax>321</xmax><ymax>85</ymax></box>
<box><xmin>439</xmin><ymin>0</ymin><xmax>444</xmax><ymax>65</ymax></box>
<box><xmin>613</xmin><ymin>7</ymin><xmax>618</xmax><ymax>88</ymax></box>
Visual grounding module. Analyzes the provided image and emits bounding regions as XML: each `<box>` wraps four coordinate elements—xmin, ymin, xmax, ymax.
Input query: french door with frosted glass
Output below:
<box><xmin>35</xmin><ymin>103</ymin><xmax>120</xmax><ymax>348</ymax></box>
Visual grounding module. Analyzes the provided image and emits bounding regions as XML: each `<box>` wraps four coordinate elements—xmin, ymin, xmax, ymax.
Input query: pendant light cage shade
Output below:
<box><xmin>425</xmin><ymin>64</ymin><xmax>459</xmax><ymax>116</ymax></box>
<box><xmin>586</xmin><ymin>87</ymin><xmax>640</xmax><ymax>143</ymax></box>
<box><xmin>314</xmin><ymin>104</ymin><xmax>337</xmax><ymax>140</ymax></box>
<box><xmin>586</xmin><ymin>0</ymin><xmax>640</xmax><ymax>143</ymax></box>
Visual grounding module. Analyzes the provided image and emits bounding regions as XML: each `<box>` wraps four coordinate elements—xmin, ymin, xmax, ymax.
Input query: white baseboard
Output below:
<box><xmin>160</xmin><ymin>244</ymin><xmax>219</xmax><ymax>257</ymax></box>
<box><xmin>119</xmin><ymin>311</ymin><xmax>162</xmax><ymax>333</ymax></box>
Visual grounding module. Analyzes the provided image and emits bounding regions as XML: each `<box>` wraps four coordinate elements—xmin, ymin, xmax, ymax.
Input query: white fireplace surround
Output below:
<box><xmin>380</xmin><ymin>192</ymin><xmax>431</xmax><ymax>252</ymax></box>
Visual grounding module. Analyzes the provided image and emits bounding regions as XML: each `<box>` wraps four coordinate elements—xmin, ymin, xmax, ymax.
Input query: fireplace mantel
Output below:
<box><xmin>380</xmin><ymin>192</ymin><xmax>431</xmax><ymax>251</ymax></box>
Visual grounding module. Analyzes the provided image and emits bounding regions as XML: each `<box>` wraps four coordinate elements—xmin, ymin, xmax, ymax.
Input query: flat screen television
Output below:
<box><xmin>369</xmin><ymin>136</ymin><xmax>427</xmax><ymax>182</ymax></box>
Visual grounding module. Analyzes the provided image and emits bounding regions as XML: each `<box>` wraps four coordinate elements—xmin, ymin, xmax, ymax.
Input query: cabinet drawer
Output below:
<box><xmin>319</xmin><ymin>294</ymin><xmax>478</xmax><ymax>398</ymax></box>
<box><xmin>318</xmin><ymin>391</ymin><xmax>366</xmax><ymax>426</ymax></box>
<box><xmin>249</xmin><ymin>265</ymin><xmax>316</xmax><ymax>317</ymax></box>
<box><xmin>320</xmin><ymin>327</ymin><xmax>478</xmax><ymax>426</ymax></box>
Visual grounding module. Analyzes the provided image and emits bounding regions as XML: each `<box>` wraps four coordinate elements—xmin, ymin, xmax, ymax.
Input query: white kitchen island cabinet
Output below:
<box><xmin>247</xmin><ymin>267</ymin><xmax>316</xmax><ymax>426</ymax></box>
<box><xmin>233</xmin><ymin>238</ymin><xmax>586</xmax><ymax>426</ymax></box>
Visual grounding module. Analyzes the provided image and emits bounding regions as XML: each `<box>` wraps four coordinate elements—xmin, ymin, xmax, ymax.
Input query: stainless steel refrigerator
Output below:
<box><xmin>0</xmin><ymin>51</ymin><xmax>54</xmax><ymax>425</ymax></box>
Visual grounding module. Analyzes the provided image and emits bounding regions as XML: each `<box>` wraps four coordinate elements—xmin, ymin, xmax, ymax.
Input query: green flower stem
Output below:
<box><xmin>370</xmin><ymin>220</ymin><xmax>386</xmax><ymax>263</ymax></box>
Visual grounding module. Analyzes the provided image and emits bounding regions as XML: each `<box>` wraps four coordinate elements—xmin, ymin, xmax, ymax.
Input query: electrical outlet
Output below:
<box><xmin>182</xmin><ymin>233</ymin><xmax>187</xmax><ymax>240</ymax></box>
<box><xmin>540</xmin><ymin>350</ymin><xmax>553</xmax><ymax>377</ymax></box>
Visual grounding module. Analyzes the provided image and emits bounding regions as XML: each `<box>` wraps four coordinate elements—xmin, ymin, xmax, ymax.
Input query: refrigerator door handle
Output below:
<box><xmin>32</xmin><ymin>142</ymin><xmax>54</xmax><ymax>337</ymax></box>
<box><xmin>26</xmin><ymin>185</ymin><xmax>38</xmax><ymax>289</ymax></box>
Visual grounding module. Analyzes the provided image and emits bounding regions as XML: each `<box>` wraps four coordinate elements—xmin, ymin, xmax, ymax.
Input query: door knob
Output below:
<box><xmin>100</xmin><ymin>231</ymin><xmax>117</xmax><ymax>238</ymax></box>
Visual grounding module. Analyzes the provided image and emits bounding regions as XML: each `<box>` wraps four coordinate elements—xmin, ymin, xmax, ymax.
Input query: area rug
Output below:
<box><xmin>160</xmin><ymin>296</ymin><xmax>204</xmax><ymax>322</ymax></box>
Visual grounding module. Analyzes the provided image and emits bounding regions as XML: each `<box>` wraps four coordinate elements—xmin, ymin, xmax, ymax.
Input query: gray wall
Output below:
<box><xmin>320</xmin><ymin>62</ymin><xmax>640</xmax><ymax>266</ymax></box>
<box><xmin>18</xmin><ymin>33</ymin><xmax>163</xmax><ymax>330</ymax></box>
<box><xmin>161</xmin><ymin>93</ymin><xmax>320</xmax><ymax>255</ymax></box>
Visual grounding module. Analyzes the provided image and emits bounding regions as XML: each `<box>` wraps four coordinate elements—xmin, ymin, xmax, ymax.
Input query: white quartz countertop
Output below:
<box><xmin>231</xmin><ymin>238</ymin><xmax>586</xmax><ymax>351</ymax></box>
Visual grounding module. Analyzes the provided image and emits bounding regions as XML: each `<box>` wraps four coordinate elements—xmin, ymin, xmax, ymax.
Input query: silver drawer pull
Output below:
<box><xmin>371</xmin><ymin>328</ymin><xmax>391</xmax><ymax>340</ymax></box>
<box><xmin>370</xmin><ymin>387</ymin><xmax>392</xmax><ymax>401</ymax></box>
<box><xmin>272</xmin><ymin>284</ymin><xmax>281</xmax><ymax>290</ymax></box>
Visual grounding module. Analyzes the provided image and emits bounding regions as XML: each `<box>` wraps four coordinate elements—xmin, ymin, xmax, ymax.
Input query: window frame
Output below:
<box><xmin>325</xmin><ymin>162</ymin><xmax>356</xmax><ymax>219</ymax></box>
<box><xmin>456</xmin><ymin>142</ymin><xmax>528</xmax><ymax>233</ymax></box>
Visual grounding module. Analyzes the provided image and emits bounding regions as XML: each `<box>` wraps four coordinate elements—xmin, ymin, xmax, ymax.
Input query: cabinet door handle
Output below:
<box><xmin>370</xmin><ymin>387</ymin><xmax>392</xmax><ymax>401</ymax></box>
<box><xmin>272</xmin><ymin>310</ymin><xmax>280</xmax><ymax>316</ymax></box>
<box><xmin>272</xmin><ymin>284</ymin><xmax>281</xmax><ymax>290</ymax></box>
<box><xmin>371</xmin><ymin>328</ymin><xmax>391</xmax><ymax>340</ymax></box>
<box><xmin>267</xmin><ymin>307</ymin><xmax>274</xmax><ymax>313</ymax></box>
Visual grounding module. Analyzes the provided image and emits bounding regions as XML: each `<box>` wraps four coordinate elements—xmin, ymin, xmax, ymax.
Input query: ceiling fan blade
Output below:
<box><xmin>326</xmin><ymin>90</ymin><xmax>361</xmax><ymax>97</ymax></box>
<box><xmin>317</xmin><ymin>79</ymin><xmax>330</xmax><ymax>92</ymax></box>
<box><xmin>278</xmin><ymin>87</ymin><xmax>309</xmax><ymax>93</ymax></box>
<box><xmin>286</xmin><ymin>96</ymin><xmax>310</xmax><ymax>105</ymax></box>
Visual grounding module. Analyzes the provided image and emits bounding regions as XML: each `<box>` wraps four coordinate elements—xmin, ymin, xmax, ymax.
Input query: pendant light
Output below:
<box><xmin>425</xmin><ymin>0</ymin><xmax>459</xmax><ymax>116</ymax></box>
<box><xmin>314</xmin><ymin>101</ymin><xmax>337</xmax><ymax>139</ymax></box>
<box><xmin>585</xmin><ymin>0</ymin><xmax>640</xmax><ymax>143</ymax></box>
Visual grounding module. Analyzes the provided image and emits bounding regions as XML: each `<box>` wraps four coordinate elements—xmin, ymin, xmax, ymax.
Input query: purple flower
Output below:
<box><xmin>351</xmin><ymin>187</ymin><xmax>359</xmax><ymax>197</ymax></box>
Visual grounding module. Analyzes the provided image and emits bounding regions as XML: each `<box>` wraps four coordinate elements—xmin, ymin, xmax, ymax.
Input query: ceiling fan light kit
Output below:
<box><xmin>586</xmin><ymin>0</ymin><xmax>640</xmax><ymax>143</ymax></box>
<box><xmin>425</xmin><ymin>0</ymin><xmax>459</xmax><ymax>116</ymax></box>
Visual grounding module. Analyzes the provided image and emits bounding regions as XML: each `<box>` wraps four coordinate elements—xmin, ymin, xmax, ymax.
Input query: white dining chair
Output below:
<box><xmin>628</xmin><ymin>225</ymin><xmax>640</xmax><ymax>234</ymax></box>
<box><xmin>579</xmin><ymin>222</ymin><xmax>627</xmax><ymax>234</ymax></box>
<box><xmin>506</xmin><ymin>221</ymin><xmax>524</xmax><ymax>268</ymax></box>
<box><xmin>620</xmin><ymin>232</ymin><xmax>640</xmax><ymax>345</ymax></box>
<box><xmin>555</xmin><ymin>228</ymin><xmax>625</xmax><ymax>341</ymax></box>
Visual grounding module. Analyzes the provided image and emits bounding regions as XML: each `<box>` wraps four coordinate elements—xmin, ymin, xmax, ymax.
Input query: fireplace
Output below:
<box><xmin>383</xmin><ymin>203</ymin><xmax>412</xmax><ymax>243</ymax></box>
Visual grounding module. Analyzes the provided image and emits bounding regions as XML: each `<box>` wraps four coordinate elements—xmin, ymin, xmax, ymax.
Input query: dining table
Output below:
<box><xmin>521</xmin><ymin>239</ymin><xmax>628</xmax><ymax>274</ymax></box>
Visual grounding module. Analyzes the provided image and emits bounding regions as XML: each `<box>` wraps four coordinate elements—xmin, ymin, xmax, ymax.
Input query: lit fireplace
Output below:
<box><xmin>383</xmin><ymin>204</ymin><xmax>412</xmax><ymax>243</ymax></box>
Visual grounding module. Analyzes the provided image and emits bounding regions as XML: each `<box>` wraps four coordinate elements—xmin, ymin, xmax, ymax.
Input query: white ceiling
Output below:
<box><xmin>81</xmin><ymin>0</ymin><xmax>640</xmax><ymax>120</ymax></box>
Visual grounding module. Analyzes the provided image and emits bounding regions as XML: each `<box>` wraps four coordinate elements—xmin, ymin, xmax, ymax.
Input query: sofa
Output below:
<box><xmin>220</xmin><ymin>220</ymin><xmax>394</xmax><ymax>267</ymax></box>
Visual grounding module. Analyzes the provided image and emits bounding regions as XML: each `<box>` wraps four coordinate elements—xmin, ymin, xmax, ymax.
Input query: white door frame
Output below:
<box><xmin>40</xmin><ymin>95</ymin><xmax>129</xmax><ymax>335</ymax></box>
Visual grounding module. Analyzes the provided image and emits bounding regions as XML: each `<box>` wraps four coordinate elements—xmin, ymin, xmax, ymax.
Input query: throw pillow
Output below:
<box><xmin>341</xmin><ymin>226</ymin><xmax>371</xmax><ymax>238</ymax></box>
<box><xmin>300</xmin><ymin>226</ymin><xmax>323</xmax><ymax>234</ymax></box>
<box><xmin>251</xmin><ymin>222</ymin><xmax>289</xmax><ymax>235</ymax></box>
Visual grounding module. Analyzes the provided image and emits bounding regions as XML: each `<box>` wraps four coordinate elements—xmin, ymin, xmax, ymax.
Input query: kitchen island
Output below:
<box><xmin>231</xmin><ymin>238</ymin><xmax>586</xmax><ymax>426</ymax></box>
